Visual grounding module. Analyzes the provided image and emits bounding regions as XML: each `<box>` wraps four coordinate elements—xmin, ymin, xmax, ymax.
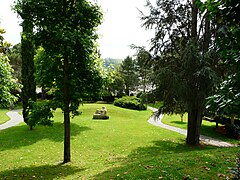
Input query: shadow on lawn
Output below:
<box><xmin>171</xmin><ymin>121</ymin><xmax>187</xmax><ymax>125</ymax></box>
<box><xmin>92</xmin><ymin>140</ymin><xmax>222</xmax><ymax>179</ymax></box>
<box><xmin>0</xmin><ymin>164</ymin><xmax>84</xmax><ymax>179</ymax></box>
<box><xmin>0</xmin><ymin>122</ymin><xmax>91</xmax><ymax>151</ymax></box>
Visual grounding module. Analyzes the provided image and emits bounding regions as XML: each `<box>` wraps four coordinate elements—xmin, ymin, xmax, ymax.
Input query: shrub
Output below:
<box><xmin>114</xmin><ymin>96</ymin><xmax>147</xmax><ymax>110</ymax></box>
<box><xmin>28</xmin><ymin>100</ymin><xmax>54</xmax><ymax>128</ymax></box>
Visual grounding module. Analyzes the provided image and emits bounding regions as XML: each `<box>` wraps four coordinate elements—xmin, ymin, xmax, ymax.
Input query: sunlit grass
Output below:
<box><xmin>0</xmin><ymin>104</ymin><xmax>238</xmax><ymax>179</ymax></box>
<box><xmin>162</xmin><ymin>114</ymin><xmax>239</xmax><ymax>144</ymax></box>
<box><xmin>0</xmin><ymin>109</ymin><xmax>10</xmax><ymax>124</ymax></box>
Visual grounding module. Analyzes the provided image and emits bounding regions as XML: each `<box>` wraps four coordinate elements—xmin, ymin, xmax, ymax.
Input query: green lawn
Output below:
<box><xmin>162</xmin><ymin>114</ymin><xmax>239</xmax><ymax>145</ymax></box>
<box><xmin>0</xmin><ymin>109</ymin><xmax>10</xmax><ymax>125</ymax></box>
<box><xmin>0</xmin><ymin>104</ymin><xmax>239</xmax><ymax>179</ymax></box>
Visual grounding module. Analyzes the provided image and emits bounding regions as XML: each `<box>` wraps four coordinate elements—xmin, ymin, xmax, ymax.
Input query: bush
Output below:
<box><xmin>28</xmin><ymin>101</ymin><xmax>54</xmax><ymax>128</ymax></box>
<box><xmin>114</xmin><ymin>96</ymin><xmax>147</xmax><ymax>110</ymax></box>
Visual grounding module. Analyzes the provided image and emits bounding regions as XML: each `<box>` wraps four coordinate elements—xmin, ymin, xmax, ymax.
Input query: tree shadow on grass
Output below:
<box><xmin>0</xmin><ymin>122</ymin><xmax>91</xmax><ymax>151</ymax></box>
<box><xmin>171</xmin><ymin>121</ymin><xmax>187</xmax><ymax>125</ymax></box>
<box><xmin>0</xmin><ymin>164</ymin><xmax>84</xmax><ymax>179</ymax></box>
<box><xmin>92</xmin><ymin>140</ymin><xmax>229</xmax><ymax>179</ymax></box>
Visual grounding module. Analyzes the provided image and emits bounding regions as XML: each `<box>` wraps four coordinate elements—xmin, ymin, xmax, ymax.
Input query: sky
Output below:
<box><xmin>0</xmin><ymin>0</ymin><xmax>154</xmax><ymax>59</ymax></box>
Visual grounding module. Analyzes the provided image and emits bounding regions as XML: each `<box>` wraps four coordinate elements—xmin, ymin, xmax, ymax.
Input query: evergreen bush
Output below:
<box><xmin>114</xmin><ymin>96</ymin><xmax>147</xmax><ymax>110</ymax></box>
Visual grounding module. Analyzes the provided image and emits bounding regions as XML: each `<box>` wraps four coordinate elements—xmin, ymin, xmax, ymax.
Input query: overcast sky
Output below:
<box><xmin>0</xmin><ymin>0</ymin><xmax>154</xmax><ymax>59</ymax></box>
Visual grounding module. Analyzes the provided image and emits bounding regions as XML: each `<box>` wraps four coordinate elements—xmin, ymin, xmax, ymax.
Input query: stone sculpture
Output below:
<box><xmin>93</xmin><ymin>106</ymin><xmax>109</xmax><ymax>119</ymax></box>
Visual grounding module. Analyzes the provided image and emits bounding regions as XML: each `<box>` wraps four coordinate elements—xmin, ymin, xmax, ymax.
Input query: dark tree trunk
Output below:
<box><xmin>63</xmin><ymin>52</ymin><xmax>71</xmax><ymax>163</ymax></box>
<box><xmin>191</xmin><ymin>0</ymin><xmax>198</xmax><ymax>39</ymax></box>
<box><xmin>21</xmin><ymin>18</ymin><xmax>36</xmax><ymax>130</ymax></box>
<box><xmin>63</xmin><ymin>0</ymin><xmax>71</xmax><ymax>164</ymax></box>
<box><xmin>125</xmin><ymin>85</ymin><xmax>130</xmax><ymax>96</ymax></box>
<box><xmin>186</xmin><ymin>104</ymin><xmax>202</xmax><ymax>145</ymax></box>
<box><xmin>186</xmin><ymin>0</ymin><xmax>201</xmax><ymax>146</ymax></box>
<box><xmin>203</xmin><ymin>12</ymin><xmax>210</xmax><ymax>53</ymax></box>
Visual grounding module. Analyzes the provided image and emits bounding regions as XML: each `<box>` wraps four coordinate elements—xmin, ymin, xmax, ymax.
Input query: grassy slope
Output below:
<box><xmin>0</xmin><ymin>109</ymin><xmax>10</xmax><ymax>125</ymax></box>
<box><xmin>0</xmin><ymin>104</ymin><xmax>238</xmax><ymax>179</ymax></box>
<box><xmin>162</xmin><ymin>114</ymin><xmax>239</xmax><ymax>144</ymax></box>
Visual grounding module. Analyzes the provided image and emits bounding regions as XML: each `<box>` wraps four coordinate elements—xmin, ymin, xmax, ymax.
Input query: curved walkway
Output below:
<box><xmin>148</xmin><ymin>107</ymin><xmax>236</xmax><ymax>147</ymax></box>
<box><xmin>0</xmin><ymin>109</ymin><xmax>23</xmax><ymax>131</ymax></box>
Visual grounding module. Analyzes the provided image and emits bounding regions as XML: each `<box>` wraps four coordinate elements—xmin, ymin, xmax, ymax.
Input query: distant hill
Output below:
<box><xmin>103</xmin><ymin>58</ymin><xmax>123</xmax><ymax>68</ymax></box>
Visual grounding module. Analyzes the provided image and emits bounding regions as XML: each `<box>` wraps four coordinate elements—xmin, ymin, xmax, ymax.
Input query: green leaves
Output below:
<box><xmin>0</xmin><ymin>55</ymin><xmax>21</xmax><ymax>108</ymax></box>
<box><xmin>27</xmin><ymin>100</ymin><xmax>54</xmax><ymax>127</ymax></box>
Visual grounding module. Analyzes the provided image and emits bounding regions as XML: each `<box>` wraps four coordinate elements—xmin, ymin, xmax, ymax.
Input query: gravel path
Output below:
<box><xmin>0</xmin><ymin>109</ymin><xmax>23</xmax><ymax>131</ymax></box>
<box><xmin>148</xmin><ymin>107</ymin><xmax>237</xmax><ymax>147</ymax></box>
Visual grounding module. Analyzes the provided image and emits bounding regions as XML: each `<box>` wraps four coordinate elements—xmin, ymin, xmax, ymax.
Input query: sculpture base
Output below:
<box><xmin>93</xmin><ymin>114</ymin><xmax>109</xmax><ymax>120</ymax></box>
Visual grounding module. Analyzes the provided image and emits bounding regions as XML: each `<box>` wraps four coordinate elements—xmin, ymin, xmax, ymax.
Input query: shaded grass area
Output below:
<box><xmin>0</xmin><ymin>104</ymin><xmax>238</xmax><ymax>179</ymax></box>
<box><xmin>148</xmin><ymin>101</ymin><xmax>164</xmax><ymax>109</ymax></box>
<box><xmin>0</xmin><ymin>109</ymin><xmax>10</xmax><ymax>125</ymax></box>
<box><xmin>162</xmin><ymin>114</ymin><xmax>239</xmax><ymax>144</ymax></box>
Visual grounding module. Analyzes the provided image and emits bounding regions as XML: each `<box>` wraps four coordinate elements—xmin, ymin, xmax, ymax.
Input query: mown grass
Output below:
<box><xmin>0</xmin><ymin>109</ymin><xmax>10</xmax><ymax>125</ymax></box>
<box><xmin>162</xmin><ymin>114</ymin><xmax>239</xmax><ymax>145</ymax></box>
<box><xmin>0</xmin><ymin>104</ymin><xmax>239</xmax><ymax>179</ymax></box>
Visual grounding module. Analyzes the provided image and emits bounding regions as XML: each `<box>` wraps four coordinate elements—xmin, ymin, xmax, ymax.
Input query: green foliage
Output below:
<box><xmin>134</xmin><ymin>46</ymin><xmax>153</xmax><ymax>93</ymax></box>
<box><xmin>0</xmin><ymin>28</ymin><xmax>21</xmax><ymax>108</ymax></box>
<box><xmin>204</xmin><ymin>0</ymin><xmax>240</xmax><ymax>118</ymax></box>
<box><xmin>15</xmin><ymin>0</ymin><xmax>104</xmax><ymax>116</ymax></box>
<box><xmin>141</xmin><ymin>0</ymin><xmax>221</xmax><ymax>145</ymax></box>
<box><xmin>27</xmin><ymin>100</ymin><xmax>54</xmax><ymax>127</ymax></box>
<box><xmin>141</xmin><ymin>0</ymin><xmax>219</xmax><ymax>112</ymax></box>
<box><xmin>114</xmin><ymin>96</ymin><xmax>147</xmax><ymax>110</ymax></box>
<box><xmin>14</xmin><ymin>0</ymin><xmax>103</xmax><ymax>162</ymax></box>
<box><xmin>207</xmin><ymin>75</ymin><xmax>240</xmax><ymax>117</ymax></box>
<box><xmin>7</xmin><ymin>43</ymin><xmax>22</xmax><ymax>80</ymax></box>
<box><xmin>103</xmin><ymin>58</ymin><xmax>122</xmax><ymax>68</ymax></box>
<box><xmin>0</xmin><ymin>55</ymin><xmax>20</xmax><ymax>108</ymax></box>
<box><xmin>119</xmin><ymin>56</ymin><xmax>138</xmax><ymax>95</ymax></box>
<box><xmin>101</xmin><ymin>67</ymin><xmax>125</xmax><ymax>101</ymax></box>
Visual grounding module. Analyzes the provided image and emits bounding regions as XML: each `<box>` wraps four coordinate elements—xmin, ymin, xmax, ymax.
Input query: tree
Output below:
<box><xmin>119</xmin><ymin>56</ymin><xmax>138</xmax><ymax>96</ymax></box>
<box><xmin>7</xmin><ymin>43</ymin><xmax>22</xmax><ymax>80</ymax></box>
<box><xmin>14</xmin><ymin>1</ymin><xmax>36</xmax><ymax>128</ymax></box>
<box><xmin>102</xmin><ymin>67</ymin><xmax>125</xmax><ymax>99</ymax></box>
<box><xmin>203</xmin><ymin>0</ymin><xmax>240</xmax><ymax>119</ymax></box>
<box><xmin>0</xmin><ymin>28</ymin><xmax>20</xmax><ymax>108</ymax></box>
<box><xmin>141</xmin><ymin>0</ymin><xmax>219</xmax><ymax>145</ymax></box>
<box><xmin>15</xmin><ymin>0</ymin><xmax>103</xmax><ymax>163</ymax></box>
<box><xmin>134</xmin><ymin>46</ymin><xmax>152</xmax><ymax>93</ymax></box>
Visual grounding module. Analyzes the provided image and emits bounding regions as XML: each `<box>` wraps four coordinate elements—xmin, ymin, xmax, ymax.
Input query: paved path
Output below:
<box><xmin>0</xmin><ymin>109</ymin><xmax>23</xmax><ymax>131</ymax></box>
<box><xmin>148</xmin><ymin>107</ymin><xmax>237</xmax><ymax>147</ymax></box>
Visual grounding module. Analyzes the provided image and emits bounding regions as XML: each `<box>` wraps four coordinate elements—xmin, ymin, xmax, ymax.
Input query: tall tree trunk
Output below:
<box><xmin>203</xmin><ymin>12</ymin><xmax>210</xmax><ymax>53</ymax></box>
<box><xmin>63</xmin><ymin>52</ymin><xmax>71</xmax><ymax>163</ymax></box>
<box><xmin>186</xmin><ymin>0</ymin><xmax>201</xmax><ymax>145</ymax></box>
<box><xmin>191</xmin><ymin>0</ymin><xmax>198</xmax><ymax>39</ymax></box>
<box><xmin>63</xmin><ymin>0</ymin><xmax>71</xmax><ymax>164</ymax></box>
<box><xmin>186</xmin><ymin>103</ymin><xmax>202</xmax><ymax>145</ymax></box>
<box><xmin>21</xmin><ymin>18</ymin><xmax>36</xmax><ymax>130</ymax></box>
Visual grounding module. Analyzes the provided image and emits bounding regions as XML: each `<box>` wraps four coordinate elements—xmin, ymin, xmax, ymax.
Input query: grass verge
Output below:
<box><xmin>162</xmin><ymin>114</ymin><xmax>239</xmax><ymax>145</ymax></box>
<box><xmin>0</xmin><ymin>104</ymin><xmax>238</xmax><ymax>179</ymax></box>
<box><xmin>0</xmin><ymin>109</ymin><xmax>10</xmax><ymax>125</ymax></box>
